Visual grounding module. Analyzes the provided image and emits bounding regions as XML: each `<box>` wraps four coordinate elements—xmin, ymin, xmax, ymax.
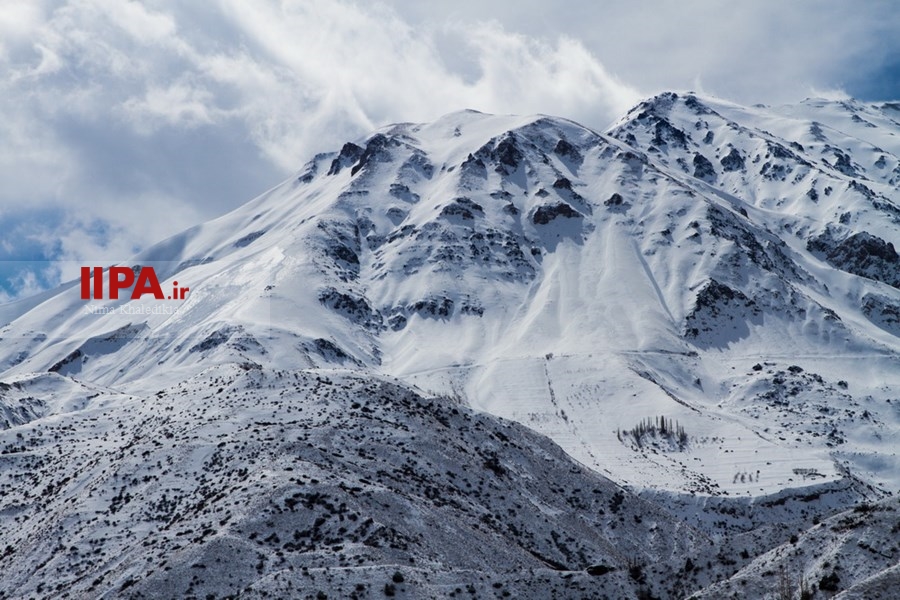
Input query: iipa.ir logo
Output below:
<box><xmin>80</xmin><ymin>266</ymin><xmax>189</xmax><ymax>300</ymax></box>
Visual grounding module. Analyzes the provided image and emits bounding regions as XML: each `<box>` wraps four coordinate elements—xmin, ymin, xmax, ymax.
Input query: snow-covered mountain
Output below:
<box><xmin>1</xmin><ymin>93</ymin><xmax>899</xmax><ymax>598</ymax></box>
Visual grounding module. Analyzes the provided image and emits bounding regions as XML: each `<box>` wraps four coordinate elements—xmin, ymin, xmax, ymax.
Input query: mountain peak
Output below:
<box><xmin>3</xmin><ymin>93</ymin><xmax>900</xmax><ymax>598</ymax></box>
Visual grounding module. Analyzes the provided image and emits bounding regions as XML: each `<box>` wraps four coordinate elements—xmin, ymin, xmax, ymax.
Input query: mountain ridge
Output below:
<box><xmin>1</xmin><ymin>92</ymin><xmax>899</xmax><ymax>598</ymax></box>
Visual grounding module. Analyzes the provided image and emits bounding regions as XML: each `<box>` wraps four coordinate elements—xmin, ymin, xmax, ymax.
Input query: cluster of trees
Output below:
<box><xmin>617</xmin><ymin>416</ymin><xmax>689</xmax><ymax>450</ymax></box>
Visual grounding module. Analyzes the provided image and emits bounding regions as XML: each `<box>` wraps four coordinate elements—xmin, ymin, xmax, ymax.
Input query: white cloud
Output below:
<box><xmin>92</xmin><ymin>0</ymin><xmax>177</xmax><ymax>45</ymax></box>
<box><xmin>189</xmin><ymin>0</ymin><xmax>640</xmax><ymax>169</ymax></box>
<box><xmin>0</xmin><ymin>267</ymin><xmax>54</xmax><ymax>303</ymax></box>
<box><xmin>807</xmin><ymin>87</ymin><xmax>853</xmax><ymax>102</ymax></box>
<box><xmin>122</xmin><ymin>81</ymin><xmax>216</xmax><ymax>132</ymax></box>
<box><xmin>0</xmin><ymin>2</ymin><xmax>45</xmax><ymax>45</ymax></box>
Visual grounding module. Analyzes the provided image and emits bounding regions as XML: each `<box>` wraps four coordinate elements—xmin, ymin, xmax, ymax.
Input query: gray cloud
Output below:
<box><xmin>390</xmin><ymin>0</ymin><xmax>900</xmax><ymax>104</ymax></box>
<box><xmin>0</xmin><ymin>0</ymin><xmax>896</xmax><ymax>298</ymax></box>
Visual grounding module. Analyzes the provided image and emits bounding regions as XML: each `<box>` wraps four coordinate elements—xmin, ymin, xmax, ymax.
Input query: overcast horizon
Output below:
<box><xmin>2</xmin><ymin>0</ymin><xmax>899</xmax><ymax>300</ymax></box>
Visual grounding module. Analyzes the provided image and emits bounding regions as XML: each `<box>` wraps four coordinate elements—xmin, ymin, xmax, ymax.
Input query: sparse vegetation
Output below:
<box><xmin>819</xmin><ymin>568</ymin><xmax>840</xmax><ymax>592</ymax></box>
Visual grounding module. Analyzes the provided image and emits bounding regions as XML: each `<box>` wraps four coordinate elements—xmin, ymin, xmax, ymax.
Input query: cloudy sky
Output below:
<box><xmin>1</xmin><ymin>0</ymin><xmax>898</xmax><ymax>299</ymax></box>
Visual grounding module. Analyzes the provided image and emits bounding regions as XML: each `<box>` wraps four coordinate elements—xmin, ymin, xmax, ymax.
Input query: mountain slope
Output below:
<box><xmin>694</xmin><ymin>495</ymin><xmax>900</xmax><ymax>600</ymax></box>
<box><xmin>1</xmin><ymin>366</ymin><xmax>713</xmax><ymax>599</ymax></box>
<box><xmin>4</xmin><ymin>100</ymin><xmax>897</xmax><ymax>497</ymax></box>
